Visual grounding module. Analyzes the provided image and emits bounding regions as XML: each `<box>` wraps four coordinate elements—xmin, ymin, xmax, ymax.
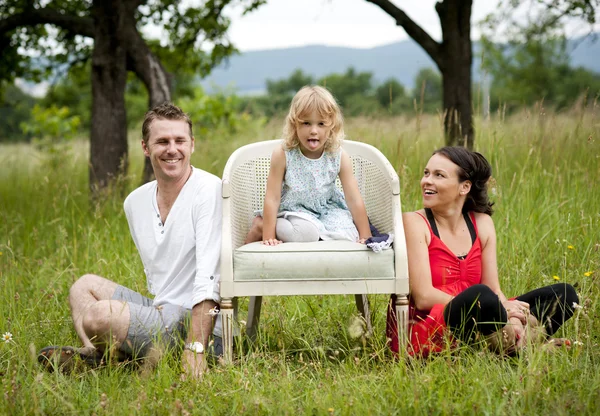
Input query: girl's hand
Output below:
<box><xmin>262</xmin><ymin>238</ymin><xmax>282</xmax><ymax>246</ymax></box>
<box><xmin>503</xmin><ymin>299</ymin><xmax>530</xmax><ymax>325</ymax></box>
<box><xmin>358</xmin><ymin>238</ymin><xmax>368</xmax><ymax>244</ymax></box>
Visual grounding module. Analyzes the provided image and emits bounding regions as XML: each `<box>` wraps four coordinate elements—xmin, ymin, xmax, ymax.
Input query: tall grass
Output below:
<box><xmin>1</xmin><ymin>109</ymin><xmax>599</xmax><ymax>415</ymax></box>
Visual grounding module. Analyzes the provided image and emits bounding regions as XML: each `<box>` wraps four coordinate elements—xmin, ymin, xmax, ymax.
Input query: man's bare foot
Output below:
<box><xmin>38</xmin><ymin>346</ymin><xmax>104</xmax><ymax>373</ymax></box>
<box><xmin>244</xmin><ymin>216</ymin><xmax>263</xmax><ymax>244</ymax></box>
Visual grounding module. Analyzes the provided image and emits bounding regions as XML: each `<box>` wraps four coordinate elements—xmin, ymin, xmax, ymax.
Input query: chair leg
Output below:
<box><xmin>395</xmin><ymin>294</ymin><xmax>409</xmax><ymax>355</ymax></box>
<box><xmin>354</xmin><ymin>294</ymin><xmax>373</xmax><ymax>337</ymax></box>
<box><xmin>246</xmin><ymin>296</ymin><xmax>263</xmax><ymax>342</ymax></box>
<box><xmin>221</xmin><ymin>298</ymin><xmax>234</xmax><ymax>364</ymax></box>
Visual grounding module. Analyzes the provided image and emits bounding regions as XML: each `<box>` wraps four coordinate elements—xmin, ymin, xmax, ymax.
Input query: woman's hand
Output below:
<box><xmin>508</xmin><ymin>316</ymin><xmax>526</xmax><ymax>352</ymax></box>
<box><xmin>503</xmin><ymin>299</ymin><xmax>530</xmax><ymax>325</ymax></box>
<box><xmin>358</xmin><ymin>237</ymin><xmax>367</xmax><ymax>244</ymax></box>
<box><xmin>262</xmin><ymin>238</ymin><xmax>282</xmax><ymax>246</ymax></box>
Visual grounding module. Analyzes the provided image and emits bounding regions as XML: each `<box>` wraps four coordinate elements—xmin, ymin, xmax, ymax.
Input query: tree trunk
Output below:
<box><xmin>124</xmin><ymin>24</ymin><xmax>173</xmax><ymax>184</ymax></box>
<box><xmin>140</xmin><ymin>53</ymin><xmax>172</xmax><ymax>184</ymax></box>
<box><xmin>437</xmin><ymin>0</ymin><xmax>474</xmax><ymax>148</ymax></box>
<box><xmin>89</xmin><ymin>0</ymin><xmax>130</xmax><ymax>193</ymax></box>
<box><xmin>365</xmin><ymin>0</ymin><xmax>474</xmax><ymax>148</ymax></box>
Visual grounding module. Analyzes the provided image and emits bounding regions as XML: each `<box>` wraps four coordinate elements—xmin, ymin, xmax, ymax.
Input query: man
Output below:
<box><xmin>39</xmin><ymin>103</ymin><xmax>222</xmax><ymax>378</ymax></box>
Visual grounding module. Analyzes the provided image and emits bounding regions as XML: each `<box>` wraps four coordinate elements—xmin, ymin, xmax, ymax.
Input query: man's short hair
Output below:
<box><xmin>142</xmin><ymin>102</ymin><xmax>193</xmax><ymax>143</ymax></box>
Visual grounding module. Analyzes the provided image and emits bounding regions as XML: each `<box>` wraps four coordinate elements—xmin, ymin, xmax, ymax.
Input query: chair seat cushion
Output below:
<box><xmin>233</xmin><ymin>240</ymin><xmax>395</xmax><ymax>281</ymax></box>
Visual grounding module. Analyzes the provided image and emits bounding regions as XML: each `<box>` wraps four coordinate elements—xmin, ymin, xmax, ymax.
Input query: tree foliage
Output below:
<box><xmin>20</xmin><ymin>104</ymin><xmax>80</xmax><ymax>170</ymax></box>
<box><xmin>318</xmin><ymin>67</ymin><xmax>373</xmax><ymax>107</ymax></box>
<box><xmin>364</xmin><ymin>0</ymin><xmax>599</xmax><ymax>148</ymax></box>
<box><xmin>375</xmin><ymin>78</ymin><xmax>407</xmax><ymax>113</ymax></box>
<box><xmin>0</xmin><ymin>0</ymin><xmax>264</xmax><ymax>86</ymax></box>
<box><xmin>0</xmin><ymin>81</ymin><xmax>37</xmax><ymax>142</ymax></box>
<box><xmin>266</xmin><ymin>69</ymin><xmax>314</xmax><ymax>96</ymax></box>
<box><xmin>413</xmin><ymin>68</ymin><xmax>442</xmax><ymax>112</ymax></box>
<box><xmin>481</xmin><ymin>0</ymin><xmax>600</xmax><ymax>110</ymax></box>
<box><xmin>0</xmin><ymin>0</ymin><xmax>265</xmax><ymax>190</ymax></box>
<box><xmin>240</xmin><ymin>67</ymin><xmax>442</xmax><ymax>118</ymax></box>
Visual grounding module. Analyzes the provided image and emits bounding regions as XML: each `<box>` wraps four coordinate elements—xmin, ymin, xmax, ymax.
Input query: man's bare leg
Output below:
<box><xmin>69</xmin><ymin>274</ymin><xmax>129</xmax><ymax>353</ymax></box>
<box><xmin>39</xmin><ymin>274</ymin><xmax>131</xmax><ymax>370</ymax></box>
<box><xmin>244</xmin><ymin>216</ymin><xmax>264</xmax><ymax>244</ymax></box>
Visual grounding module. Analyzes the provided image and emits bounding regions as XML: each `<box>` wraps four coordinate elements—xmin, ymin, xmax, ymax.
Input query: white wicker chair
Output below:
<box><xmin>220</xmin><ymin>139</ymin><xmax>409</xmax><ymax>362</ymax></box>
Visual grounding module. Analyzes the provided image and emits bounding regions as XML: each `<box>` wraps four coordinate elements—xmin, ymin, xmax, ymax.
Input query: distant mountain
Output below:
<box><xmin>202</xmin><ymin>35</ymin><xmax>600</xmax><ymax>95</ymax></box>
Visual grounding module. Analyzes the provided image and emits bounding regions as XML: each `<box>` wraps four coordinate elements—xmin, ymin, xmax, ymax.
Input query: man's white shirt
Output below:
<box><xmin>124</xmin><ymin>167</ymin><xmax>222</xmax><ymax>310</ymax></box>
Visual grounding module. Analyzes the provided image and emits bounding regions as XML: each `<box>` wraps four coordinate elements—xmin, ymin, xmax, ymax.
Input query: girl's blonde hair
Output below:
<box><xmin>282</xmin><ymin>85</ymin><xmax>345</xmax><ymax>151</ymax></box>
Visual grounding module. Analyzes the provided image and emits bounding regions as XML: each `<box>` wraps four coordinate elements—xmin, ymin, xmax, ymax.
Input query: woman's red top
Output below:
<box><xmin>387</xmin><ymin>211</ymin><xmax>482</xmax><ymax>357</ymax></box>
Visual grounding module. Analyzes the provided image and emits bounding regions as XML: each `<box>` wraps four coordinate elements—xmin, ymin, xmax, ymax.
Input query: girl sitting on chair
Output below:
<box><xmin>244</xmin><ymin>85</ymin><xmax>372</xmax><ymax>246</ymax></box>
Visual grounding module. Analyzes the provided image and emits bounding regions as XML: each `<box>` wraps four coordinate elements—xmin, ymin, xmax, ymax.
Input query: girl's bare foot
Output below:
<box><xmin>540</xmin><ymin>338</ymin><xmax>572</xmax><ymax>352</ymax></box>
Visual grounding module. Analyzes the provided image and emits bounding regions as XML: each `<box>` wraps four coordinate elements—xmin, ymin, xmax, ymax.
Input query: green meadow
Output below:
<box><xmin>1</xmin><ymin>109</ymin><xmax>599</xmax><ymax>415</ymax></box>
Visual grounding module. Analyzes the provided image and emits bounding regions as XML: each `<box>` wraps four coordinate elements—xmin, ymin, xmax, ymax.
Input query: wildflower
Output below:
<box><xmin>553</xmin><ymin>275</ymin><xmax>560</xmax><ymax>281</ymax></box>
<box><xmin>2</xmin><ymin>332</ymin><xmax>12</xmax><ymax>343</ymax></box>
<box><xmin>573</xmin><ymin>341</ymin><xmax>584</xmax><ymax>346</ymax></box>
<box><xmin>572</xmin><ymin>302</ymin><xmax>584</xmax><ymax>310</ymax></box>
<box><xmin>584</xmin><ymin>271</ymin><xmax>594</xmax><ymax>277</ymax></box>
<box><xmin>207</xmin><ymin>306</ymin><xmax>220</xmax><ymax>316</ymax></box>
<box><xmin>347</xmin><ymin>316</ymin><xmax>366</xmax><ymax>339</ymax></box>
<box><xmin>567</xmin><ymin>245</ymin><xmax>575</xmax><ymax>250</ymax></box>
<box><xmin>0</xmin><ymin>251</ymin><xmax>3</xmax><ymax>256</ymax></box>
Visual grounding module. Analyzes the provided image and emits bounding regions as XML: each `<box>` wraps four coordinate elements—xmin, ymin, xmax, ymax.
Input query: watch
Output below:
<box><xmin>184</xmin><ymin>341</ymin><xmax>204</xmax><ymax>354</ymax></box>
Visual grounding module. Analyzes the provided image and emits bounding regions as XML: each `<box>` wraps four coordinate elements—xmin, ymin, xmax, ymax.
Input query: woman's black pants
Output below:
<box><xmin>443</xmin><ymin>283</ymin><xmax>578</xmax><ymax>342</ymax></box>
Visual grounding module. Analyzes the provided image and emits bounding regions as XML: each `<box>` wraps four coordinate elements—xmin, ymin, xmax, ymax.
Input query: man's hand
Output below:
<box><xmin>181</xmin><ymin>350</ymin><xmax>207</xmax><ymax>379</ymax></box>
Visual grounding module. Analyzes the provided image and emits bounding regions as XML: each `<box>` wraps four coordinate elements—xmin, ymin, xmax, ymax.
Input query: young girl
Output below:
<box><xmin>244</xmin><ymin>85</ymin><xmax>372</xmax><ymax>246</ymax></box>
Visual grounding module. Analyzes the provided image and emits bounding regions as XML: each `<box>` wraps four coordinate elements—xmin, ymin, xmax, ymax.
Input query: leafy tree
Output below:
<box><xmin>318</xmin><ymin>67</ymin><xmax>374</xmax><ymax>109</ymax></box>
<box><xmin>484</xmin><ymin>35</ymin><xmax>600</xmax><ymax>110</ymax></box>
<box><xmin>481</xmin><ymin>2</ymin><xmax>600</xmax><ymax>110</ymax></box>
<box><xmin>552</xmin><ymin>66</ymin><xmax>600</xmax><ymax>109</ymax></box>
<box><xmin>179</xmin><ymin>86</ymin><xmax>266</xmax><ymax>139</ymax></box>
<box><xmin>413</xmin><ymin>68</ymin><xmax>443</xmax><ymax>113</ymax></box>
<box><xmin>0</xmin><ymin>82</ymin><xmax>37</xmax><ymax>142</ymax></box>
<box><xmin>266</xmin><ymin>69</ymin><xmax>314</xmax><ymax>96</ymax></box>
<box><xmin>21</xmin><ymin>104</ymin><xmax>80</xmax><ymax>169</ymax></box>
<box><xmin>40</xmin><ymin>62</ymin><xmax>92</xmax><ymax>130</ymax></box>
<box><xmin>375</xmin><ymin>78</ymin><xmax>408</xmax><ymax>114</ymax></box>
<box><xmin>365</xmin><ymin>0</ymin><xmax>599</xmax><ymax>148</ymax></box>
<box><xmin>0</xmin><ymin>0</ymin><xmax>264</xmax><ymax>192</ymax></box>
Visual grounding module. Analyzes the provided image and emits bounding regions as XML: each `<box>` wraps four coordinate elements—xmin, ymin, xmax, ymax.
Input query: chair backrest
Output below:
<box><xmin>221</xmin><ymin>140</ymin><xmax>400</xmax><ymax>253</ymax></box>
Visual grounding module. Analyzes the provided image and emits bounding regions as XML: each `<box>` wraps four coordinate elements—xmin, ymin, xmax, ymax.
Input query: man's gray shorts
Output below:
<box><xmin>112</xmin><ymin>285</ymin><xmax>189</xmax><ymax>357</ymax></box>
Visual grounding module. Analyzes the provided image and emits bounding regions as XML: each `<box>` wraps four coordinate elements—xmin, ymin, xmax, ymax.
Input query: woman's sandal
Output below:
<box><xmin>38</xmin><ymin>346</ymin><xmax>104</xmax><ymax>373</ymax></box>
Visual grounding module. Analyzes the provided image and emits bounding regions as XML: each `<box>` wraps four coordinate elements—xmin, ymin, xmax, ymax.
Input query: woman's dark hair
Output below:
<box><xmin>433</xmin><ymin>146</ymin><xmax>494</xmax><ymax>216</ymax></box>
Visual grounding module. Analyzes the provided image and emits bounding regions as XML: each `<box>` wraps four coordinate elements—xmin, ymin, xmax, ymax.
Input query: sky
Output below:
<box><xmin>225</xmin><ymin>0</ymin><xmax>502</xmax><ymax>51</ymax></box>
<box><xmin>20</xmin><ymin>0</ymin><xmax>503</xmax><ymax>97</ymax></box>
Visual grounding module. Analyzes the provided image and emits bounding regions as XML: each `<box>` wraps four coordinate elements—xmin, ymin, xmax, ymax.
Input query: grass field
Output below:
<box><xmin>1</xmin><ymin>109</ymin><xmax>599</xmax><ymax>415</ymax></box>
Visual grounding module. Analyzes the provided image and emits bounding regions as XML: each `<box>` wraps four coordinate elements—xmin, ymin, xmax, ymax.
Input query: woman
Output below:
<box><xmin>387</xmin><ymin>147</ymin><xmax>578</xmax><ymax>357</ymax></box>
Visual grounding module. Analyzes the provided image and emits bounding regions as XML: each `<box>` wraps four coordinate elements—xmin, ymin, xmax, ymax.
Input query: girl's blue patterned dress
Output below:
<box><xmin>276</xmin><ymin>146</ymin><xmax>358</xmax><ymax>241</ymax></box>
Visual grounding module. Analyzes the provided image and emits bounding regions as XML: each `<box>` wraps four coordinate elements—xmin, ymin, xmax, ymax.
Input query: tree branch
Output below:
<box><xmin>365</xmin><ymin>0</ymin><xmax>443</xmax><ymax>68</ymax></box>
<box><xmin>0</xmin><ymin>7</ymin><xmax>93</xmax><ymax>38</ymax></box>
